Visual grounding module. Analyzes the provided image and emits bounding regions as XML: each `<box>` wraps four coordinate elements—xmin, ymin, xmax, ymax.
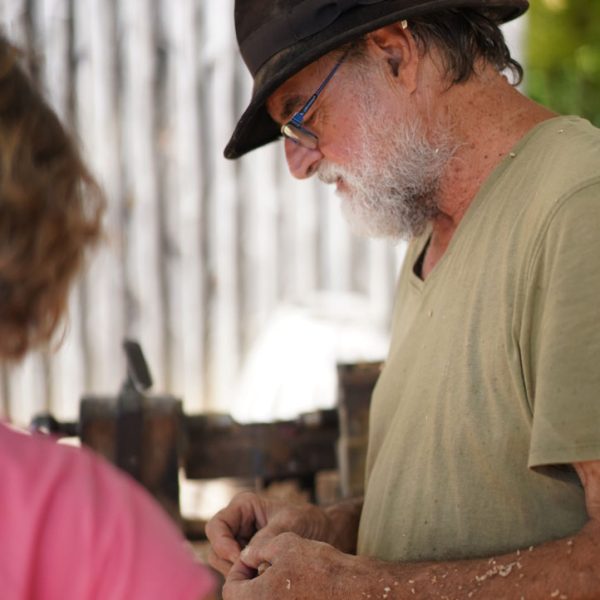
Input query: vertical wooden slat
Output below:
<box><xmin>152</xmin><ymin>1</ymin><xmax>173</xmax><ymax>392</ymax></box>
<box><xmin>69</xmin><ymin>0</ymin><xmax>126</xmax><ymax>397</ymax></box>
<box><xmin>295</xmin><ymin>178</ymin><xmax>321</xmax><ymax>294</ymax></box>
<box><xmin>320</xmin><ymin>185</ymin><xmax>352</xmax><ymax>292</ymax></box>
<box><xmin>161</xmin><ymin>0</ymin><xmax>207</xmax><ymax>412</ymax></box>
<box><xmin>36</xmin><ymin>0</ymin><xmax>69</xmax><ymax>119</ymax></box>
<box><xmin>82</xmin><ymin>0</ymin><xmax>127</xmax><ymax>394</ymax></box>
<box><xmin>278</xmin><ymin>172</ymin><xmax>320</xmax><ymax>299</ymax></box>
<box><xmin>238</xmin><ymin>143</ymin><xmax>280</xmax><ymax>354</ymax></box>
<box><xmin>234</xmin><ymin>45</ymin><xmax>264</xmax><ymax>352</ymax></box>
<box><xmin>204</xmin><ymin>0</ymin><xmax>241</xmax><ymax>412</ymax></box>
<box><xmin>119</xmin><ymin>0</ymin><xmax>166</xmax><ymax>388</ymax></box>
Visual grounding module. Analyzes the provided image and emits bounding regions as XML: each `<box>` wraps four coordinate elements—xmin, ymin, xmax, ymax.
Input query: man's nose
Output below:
<box><xmin>284</xmin><ymin>138</ymin><xmax>323</xmax><ymax>179</ymax></box>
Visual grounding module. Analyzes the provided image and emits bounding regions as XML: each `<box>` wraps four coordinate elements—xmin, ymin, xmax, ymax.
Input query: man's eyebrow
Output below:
<box><xmin>279</xmin><ymin>94</ymin><xmax>305</xmax><ymax>122</ymax></box>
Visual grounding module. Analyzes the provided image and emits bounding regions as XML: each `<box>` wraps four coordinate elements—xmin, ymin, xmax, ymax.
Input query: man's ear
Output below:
<box><xmin>365</xmin><ymin>20</ymin><xmax>419</xmax><ymax>93</ymax></box>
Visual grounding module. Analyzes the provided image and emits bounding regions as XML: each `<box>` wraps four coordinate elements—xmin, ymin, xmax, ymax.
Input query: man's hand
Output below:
<box><xmin>205</xmin><ymin>492</ymin><xmax>340</xmax><ymax>577</ymax></box>
<box><xmin>223</xmin><ymin>533</ymin><xmax>355</xmax><ymax>600</ymax></box>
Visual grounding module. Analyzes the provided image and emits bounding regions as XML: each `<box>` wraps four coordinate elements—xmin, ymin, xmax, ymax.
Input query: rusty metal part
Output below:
<box><xmin>184</xmin><ymin>409</ymin><xmax>339</xmax><ymax>498</ymax></box>
<box><xmin>80</xmin><ymin>394</ymin><xmax>183</xmax><ymax>524</ymax></box>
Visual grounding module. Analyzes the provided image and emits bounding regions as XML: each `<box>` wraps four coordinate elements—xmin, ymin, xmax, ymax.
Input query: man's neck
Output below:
<box><xmin>420</xmin><ymin>68</ymin><xmax>556</xmax><ymax>279</ymax></box>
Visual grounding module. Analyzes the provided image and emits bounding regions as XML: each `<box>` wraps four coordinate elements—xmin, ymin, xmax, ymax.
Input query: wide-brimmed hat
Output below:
<box><xmin>225</xmin><ymin>0</ymin><xmax>529</xmax><ymax>159</ymax></box>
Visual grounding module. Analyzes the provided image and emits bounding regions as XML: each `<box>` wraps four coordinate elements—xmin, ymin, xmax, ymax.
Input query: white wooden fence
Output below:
<box><xmin>0</xmin><ymin>0</ymin><xmax>408</xmax><ymax>426</ymax></box>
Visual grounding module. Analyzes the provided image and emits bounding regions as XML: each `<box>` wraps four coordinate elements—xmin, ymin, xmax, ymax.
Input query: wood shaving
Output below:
<box><xmin>475</xmin><ymin>561</ymin><xmax>519</xmax><ymax>582</ymax></box>
<box><xmin>257</xmin><ymin>562</ymin><xmax>271</xmax><ymax>576</ymax></box>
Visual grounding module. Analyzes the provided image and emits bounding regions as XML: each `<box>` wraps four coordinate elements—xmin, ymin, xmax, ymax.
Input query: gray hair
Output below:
<box><xmin>345</xmin><ymin>8</ymin><xmax>523</xmax><ymax>86</ymax></box>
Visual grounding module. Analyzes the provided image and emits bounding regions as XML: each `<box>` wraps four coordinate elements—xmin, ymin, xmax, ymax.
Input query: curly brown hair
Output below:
<box><xmin>0</xmin><ymin>36</ymin><xmax>104</xmax><ymax>361</ymax></box>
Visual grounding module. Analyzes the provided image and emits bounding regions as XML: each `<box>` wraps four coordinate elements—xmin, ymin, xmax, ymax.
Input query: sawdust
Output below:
<box><xmin>566</xmin><ymin>539</ymin><xmax>574</xmax><ymax>555</ymax></box>
<box><xmin>257</xmin><ymin>561</ymin><xmax>270</xmax><ymax>576</ymax></box>
<box><xmin>475</xmin><ymin>560</ymin><xmax>521</xmax><ymax>582</ymax></box>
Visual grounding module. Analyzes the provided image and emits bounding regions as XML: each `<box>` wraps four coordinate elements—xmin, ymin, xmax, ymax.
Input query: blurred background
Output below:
<box><xmin>0</xmin><ymin>0</ymin><xmax>597</xmax><ymax>429</ymax></box>
<box><xmin>528</xmin><ymin>0</ymin><xmax>600</xmax><ymax>127</ymax></box>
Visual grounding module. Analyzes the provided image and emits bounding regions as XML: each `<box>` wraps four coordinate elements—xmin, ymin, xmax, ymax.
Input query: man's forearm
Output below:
<box><xmin>344</xmin><ymin>521</ymin><xmax>599</xmax><ymax>600</ymax></box>
<box><xmin>323</xmin><ymin>497</ymin><xmax>363</xmax><ymax>553</ymax></box>
<box><xmin>221</xmin><ymin>518</ymin><xmax>600</xmax><ymax>599</ymax></box>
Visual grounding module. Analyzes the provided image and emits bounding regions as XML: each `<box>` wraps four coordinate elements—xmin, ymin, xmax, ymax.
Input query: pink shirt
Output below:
<box><xmin>0</xmin><ymin>423</ymin><xmax>215</xmax><ymax>600</ymax></box>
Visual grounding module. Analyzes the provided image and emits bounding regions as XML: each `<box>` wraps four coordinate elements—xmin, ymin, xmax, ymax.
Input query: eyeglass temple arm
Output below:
<box><xmin>294</xmin><ymin>54</ymin><xmax>348</xmax><ymax>120</ymax></box>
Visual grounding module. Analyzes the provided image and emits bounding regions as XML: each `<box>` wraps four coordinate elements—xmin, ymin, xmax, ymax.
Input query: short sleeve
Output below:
<box><xmin>527</xmin><ymin>180</ymin><xmax>600</xmax><ymax>469</ymax></box>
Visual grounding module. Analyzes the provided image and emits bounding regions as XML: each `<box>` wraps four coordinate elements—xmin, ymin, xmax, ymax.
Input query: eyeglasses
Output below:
<box><xmin>280</xmin><ymin>50</ymin><xmax>349</xmax><ymax>150</ymax></box>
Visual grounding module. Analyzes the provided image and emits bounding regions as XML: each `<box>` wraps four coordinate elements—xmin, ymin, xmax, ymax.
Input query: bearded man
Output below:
<box><xmin>206</xmin><ymin>1</ymin><xmax>600</xmax><ymax>598</ymax></box>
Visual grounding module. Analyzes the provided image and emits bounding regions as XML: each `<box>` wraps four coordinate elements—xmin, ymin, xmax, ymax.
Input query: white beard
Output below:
<box><xmin>318</xmin><ymin>105</ymin><xmax>455</xmax><ymax>241</ymax></box>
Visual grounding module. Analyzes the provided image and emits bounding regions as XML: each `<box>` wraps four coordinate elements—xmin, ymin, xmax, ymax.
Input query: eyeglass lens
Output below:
<box><xmin>281</xmin><ymin>123</ymin><xmax>319</xmax><ymax>149</ymax></box>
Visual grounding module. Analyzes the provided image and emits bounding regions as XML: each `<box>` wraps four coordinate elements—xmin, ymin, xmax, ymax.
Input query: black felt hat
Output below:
<box><xmin>225</xmin><ymin>0</ymin><xmax>529</xmax><ymax>159</ymax></box>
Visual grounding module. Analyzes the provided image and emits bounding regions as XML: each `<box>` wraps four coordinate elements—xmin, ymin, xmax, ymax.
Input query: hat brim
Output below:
<box><xmin>225</xmin><ymin>0</ymin><xmax>529</xmax><ymax>159</ymax></box>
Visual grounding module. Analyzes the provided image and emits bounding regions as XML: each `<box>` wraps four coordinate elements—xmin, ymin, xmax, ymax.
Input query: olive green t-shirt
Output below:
<box><xmin>357</xmin><ymin>116</ymin><xmax>600</xmax><ymax>562</ymax></box>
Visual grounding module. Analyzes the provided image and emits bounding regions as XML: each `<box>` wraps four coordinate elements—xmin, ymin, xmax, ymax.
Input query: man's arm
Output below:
<box><xmin>224</xmin><ymin>461</ymin><xmax>600</xmax><ymax>599</ymax></box>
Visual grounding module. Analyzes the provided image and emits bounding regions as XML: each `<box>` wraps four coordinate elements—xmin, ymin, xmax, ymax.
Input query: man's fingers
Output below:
<box><xmin>205</xmin><ymin>517</ymin><xmax>243</xmax><ymax>564</ymax></box>
<box><xmin>222</xmin><ymin>559</ymin><xmax>264</xmax><ymax>600</ymax></box>
<box><xmin>207</xmin><ymin>550</ymin><xmax>234</xmax><ymax>577</ymax></box>
<box><xmin>213</xmin><ymin>536</ymin><xmax>242</xmax><ymax>565</ymax></box>
<box><xmin>227</xmin><ymin>557</ymin><xmax>257</xmax><ymax>583</ymax></box>
<box><xmin>237</xmin><ymin>520</ymin><xmax>283</xmax><ymax>568</ymax></box>
<box><xmin>205</xmin><ymin>492</ymin><xmax>269</xmax><ymax>565</ymax></box>
<box><xmin>239</xmin><ymin>538</ymin><xmax>269</xmax><ymax>569</ymax></box>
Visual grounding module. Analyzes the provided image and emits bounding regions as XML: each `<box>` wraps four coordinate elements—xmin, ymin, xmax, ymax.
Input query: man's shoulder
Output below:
<box><xmin>495</xmin><ymin>116</ymin><xmax>600</xmax><ymax>239</ymax></box>
<box><xmin>519</xmin><ymin>116</ymin><xmax>600</xmax><ymax>199</ymax></box>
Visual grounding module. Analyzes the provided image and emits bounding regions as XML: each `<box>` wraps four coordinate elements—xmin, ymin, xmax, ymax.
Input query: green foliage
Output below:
<box><xmin>527</xmin><ymin>0</ymin><xmax>600</xmax><ymax>126</ymax></box>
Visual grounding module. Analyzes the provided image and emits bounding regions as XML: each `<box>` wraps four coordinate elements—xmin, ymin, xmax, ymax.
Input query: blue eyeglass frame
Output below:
<box><xmin>280</xmin><ymin>50</ymin><xmax>350</xmax><ymax>149</ymax></box>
